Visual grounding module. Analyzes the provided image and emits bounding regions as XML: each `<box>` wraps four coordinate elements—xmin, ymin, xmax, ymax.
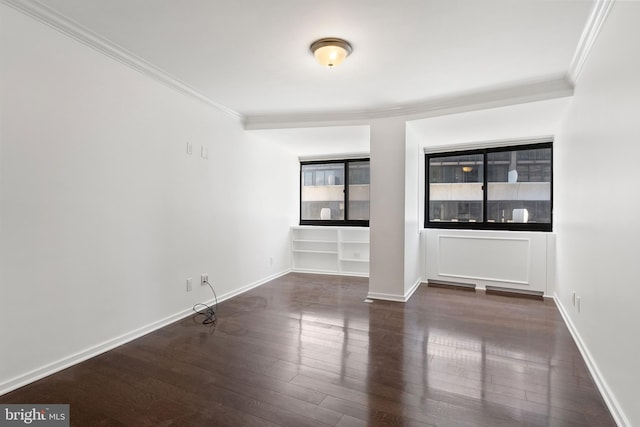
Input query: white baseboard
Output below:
<box><xmin>366</xmin><ymin>291</ymin><xmax>407</xmax><ymax>302</ymax></box>
<box><xmin>0</xmin><ymin>307</ymin><xmax>194</xmax><ymax>396</ymax></box>
<box><xmin>404</xmin><ymin>279</ymin><xmax>423</xmax><ymax>301</ymax></box>
<box><xmin>290</xmin><ymin>268</ymin><xmax>369</xmax><ymax>278</ymax></box>
<box><xmin>368</xmin><ymin>279</ymin><xmax>423</xmax><ymax>303</ymax></box>
<box><xmin>553</xmin><ymin>294</ymin><xmax>629</xmax><ymax>427</ymax></box>
<box><xmin>213</xmin><ymin>269</ymin><xmax>290</xmax><ymax>303</ymax></box>
<box><xmin>0</xmin><ymin>269</ymin><xmax>290</xmax><ymax>397</ymax></box>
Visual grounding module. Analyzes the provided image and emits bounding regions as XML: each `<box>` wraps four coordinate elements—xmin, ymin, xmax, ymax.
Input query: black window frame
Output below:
<box><xmin>300</xmin><ymin>158</ymin><xmax>370</xmax><ymax>227</ymax></box>
<box><xmin>425</xmin><ymin>142</ymin><xmax>552</xmax><ymax>232</ymax></box>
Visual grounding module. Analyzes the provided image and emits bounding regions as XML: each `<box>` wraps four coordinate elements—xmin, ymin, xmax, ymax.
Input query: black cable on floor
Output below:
<box><xmin>193</xmin><ymin>280</ymin><xmax>218</xmax><ymax>325</ymax></box>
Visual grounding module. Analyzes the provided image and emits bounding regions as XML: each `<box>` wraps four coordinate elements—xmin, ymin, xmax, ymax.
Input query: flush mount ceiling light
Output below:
<box><xmin>310</xmin><ymin>37</ymin><xmax>353</xmax><ymax>68</ymax></box>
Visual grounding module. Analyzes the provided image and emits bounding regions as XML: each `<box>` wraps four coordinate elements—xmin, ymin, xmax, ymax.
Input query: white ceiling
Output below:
<box><xmin>31</xmin><ymin>0</ymin><xmax>592</xmax><ymax>117</ymax></box>
<box><xmin>10</xmin><ymin>0</ymin><xmax>595</xmax><ymax>155</ymax></box>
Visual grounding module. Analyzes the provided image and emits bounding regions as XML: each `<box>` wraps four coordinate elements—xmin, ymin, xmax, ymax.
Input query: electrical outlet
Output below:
<box><xmin>576</xmin><ymin>296</ymin><xmax>581</xmax><ymax>313</ymax></box>
<box><xmin>201</xmin><ymin>274</ymin><xmax>208</xmax><ymax>285</ymax></box>
<box><xmin>572</xmin><ymin>291</ymin><xmax>576</xmax><ymax>306</ymax></box>
<box><xmin>186</xmin><ymin>278</ymin><xmax>192</xmax><ymax>292</ymax></box>
<box><xmin>186</xmin><ymin>142</ymin><xmax>192</xmax><ymax>155</ymax></box>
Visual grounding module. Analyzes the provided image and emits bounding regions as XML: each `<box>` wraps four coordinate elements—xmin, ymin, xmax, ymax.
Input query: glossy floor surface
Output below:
<box><xmin>1</xmin><ymin>273</ymin><xmax>615</xmax><ymax>426</ymax></box>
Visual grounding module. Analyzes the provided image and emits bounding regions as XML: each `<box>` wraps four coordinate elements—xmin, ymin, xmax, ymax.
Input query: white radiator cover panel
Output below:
<box><xmin>425</xmin><ymin>229</ymin><xmax>554</xmax><ymax>295</ymax></box>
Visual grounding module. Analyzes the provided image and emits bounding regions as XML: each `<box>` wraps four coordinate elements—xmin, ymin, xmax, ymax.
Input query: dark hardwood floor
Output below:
<box><xmin>1</xmin><ymin>273</ymin><xmax>616</xmax><ymax>426</ymax></box>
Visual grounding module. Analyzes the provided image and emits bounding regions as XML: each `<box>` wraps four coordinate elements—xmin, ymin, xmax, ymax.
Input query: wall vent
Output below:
<box><xmin>427</xmin><ymin>280</ymin><xmax>476</xmax><ymax>291</ymax></box>
<box><xmin>485</xmin><ymin>286</ymin><xmax>543</xmax><ymax>300</ymax></box>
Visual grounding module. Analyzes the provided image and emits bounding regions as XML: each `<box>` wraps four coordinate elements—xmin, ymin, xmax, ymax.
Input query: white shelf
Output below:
<box><xmin>293</xmin><ymin>249</ymin><xmax>338</xmax><ymax>254</ymax></box>
<box><xmin>292</xmin><ymin>267</ymin><xmax>339</xmax><ymax>274</ymax></box>
<box><xmin>291</xmin><ymin>226</ymin><xmax>369</xmax><ymax>277</ymax></box>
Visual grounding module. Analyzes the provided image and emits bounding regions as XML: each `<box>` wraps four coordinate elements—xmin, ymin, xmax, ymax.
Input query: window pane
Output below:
<box><xmin>487</xmin><ymin>148</ymin><xmax>551</xmax><ymax>224</ymax></box>
<box><xmin>348</xmin><ymin>161</ymin><xmax>370</xmax><ymax>220</ymax></box>
<box><xmin>429</xmin><ymin>154</ymin><xmax>484</xmax><ymax>222</ymax></box>
<box><xmin>301</xmin><ymin>163</ymin><xmax>345</xmax><ymax>221</ymax></box>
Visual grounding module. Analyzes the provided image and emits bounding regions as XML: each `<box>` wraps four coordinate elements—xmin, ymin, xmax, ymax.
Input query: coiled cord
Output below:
<box><xmin>193</xmin><ymin>280</ymin><xmax>218</xmax><ymax>325</ymax></box>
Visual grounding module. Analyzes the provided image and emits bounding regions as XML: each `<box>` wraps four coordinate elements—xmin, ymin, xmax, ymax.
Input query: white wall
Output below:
<box><xmin>555</xmin><ymin>3</ymin><xmax>640</xmax><ymax>426</ymax></box>
<box><xmin>407</xmin><ymin>97</ymin><xmax>571</xmax><ymax>148</ymax></box>
<box><xmin>407</xmin><ymin>98</ymin><xmax>570</xmax><ymax>300</ymax></box>
<box><xmin>0</xmin><ymin>4</ymin><xmax>298</xmax><ymax>393</ymax></box>
<box><xmin>425</xmin><ymin>229</ymin><xmax>553</xmax><ymax>295</ymax></box>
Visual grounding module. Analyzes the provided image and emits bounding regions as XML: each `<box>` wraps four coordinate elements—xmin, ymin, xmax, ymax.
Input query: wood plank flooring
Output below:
<box><xmin>0</xmin><ymin>273</ymin><xmax>616</xmax><ymax>426</ymax></box>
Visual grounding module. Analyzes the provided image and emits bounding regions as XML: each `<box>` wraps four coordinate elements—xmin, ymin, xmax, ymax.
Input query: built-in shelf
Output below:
<box><xmin>291</xmin><ymin>226</ymin><xmax>369</xmax><ymax>277</ymax></box>
<box><xmin>292</xmin><ymin>250</ymin><xmax>338</xmax><ymax>254</ymax></box>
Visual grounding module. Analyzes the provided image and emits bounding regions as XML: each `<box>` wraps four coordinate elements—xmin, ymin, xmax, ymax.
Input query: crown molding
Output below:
<box><xmin>423</xmin><ymin>135</ymin><xmax>554</xmax><ymax>154</ymax></box>
<box><xmin>1</xmin><ymin>0</ymin><xmax>243</xmax><ymax>122</ymax></box>
<box><xmin>567</xmin><ymin>0</ymin><xmax>616</xmax><ymax>85</ymax></box>
<box><xmin>298</xmin><ymin>152</ymin><xmax>370</xmax><ymax>162</ymax></box>
<box><xmin>4</xmin><ymin>0</ymin><xmax>591</xmax><ymax>130</ymax></box>
<box><xmin>243</xmin><ymin>74</ymin><xmax>574</xmax><ymax>130</ymax></box>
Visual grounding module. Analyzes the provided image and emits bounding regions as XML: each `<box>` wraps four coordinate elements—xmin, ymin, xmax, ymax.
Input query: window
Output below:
<box><xmin>300</xmin><ymin>159</ymin><xmax>370</xmax><ymax>226</ymax></box>
<box><xmin>426</xmin><ymin>142</ymin><xmax>552</xmax><ymax>231</ymax></box>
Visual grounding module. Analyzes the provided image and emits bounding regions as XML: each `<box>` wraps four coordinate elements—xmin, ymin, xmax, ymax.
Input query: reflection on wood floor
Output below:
<box><xmin>1</xmin><ymin>273</ymin><xmax>616</xmax><ymax>426</ymax></box>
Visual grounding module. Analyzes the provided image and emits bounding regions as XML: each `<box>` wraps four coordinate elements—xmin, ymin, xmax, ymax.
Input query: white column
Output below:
<box><xmin>404</xmin><ymin>124</ymin><xmax>422</xmax><ymax>298</ymax></box>
<box><xmin>368</xmin><ymin>118</ymin><xmax>407</xmax><ymax>301</ymax></box>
